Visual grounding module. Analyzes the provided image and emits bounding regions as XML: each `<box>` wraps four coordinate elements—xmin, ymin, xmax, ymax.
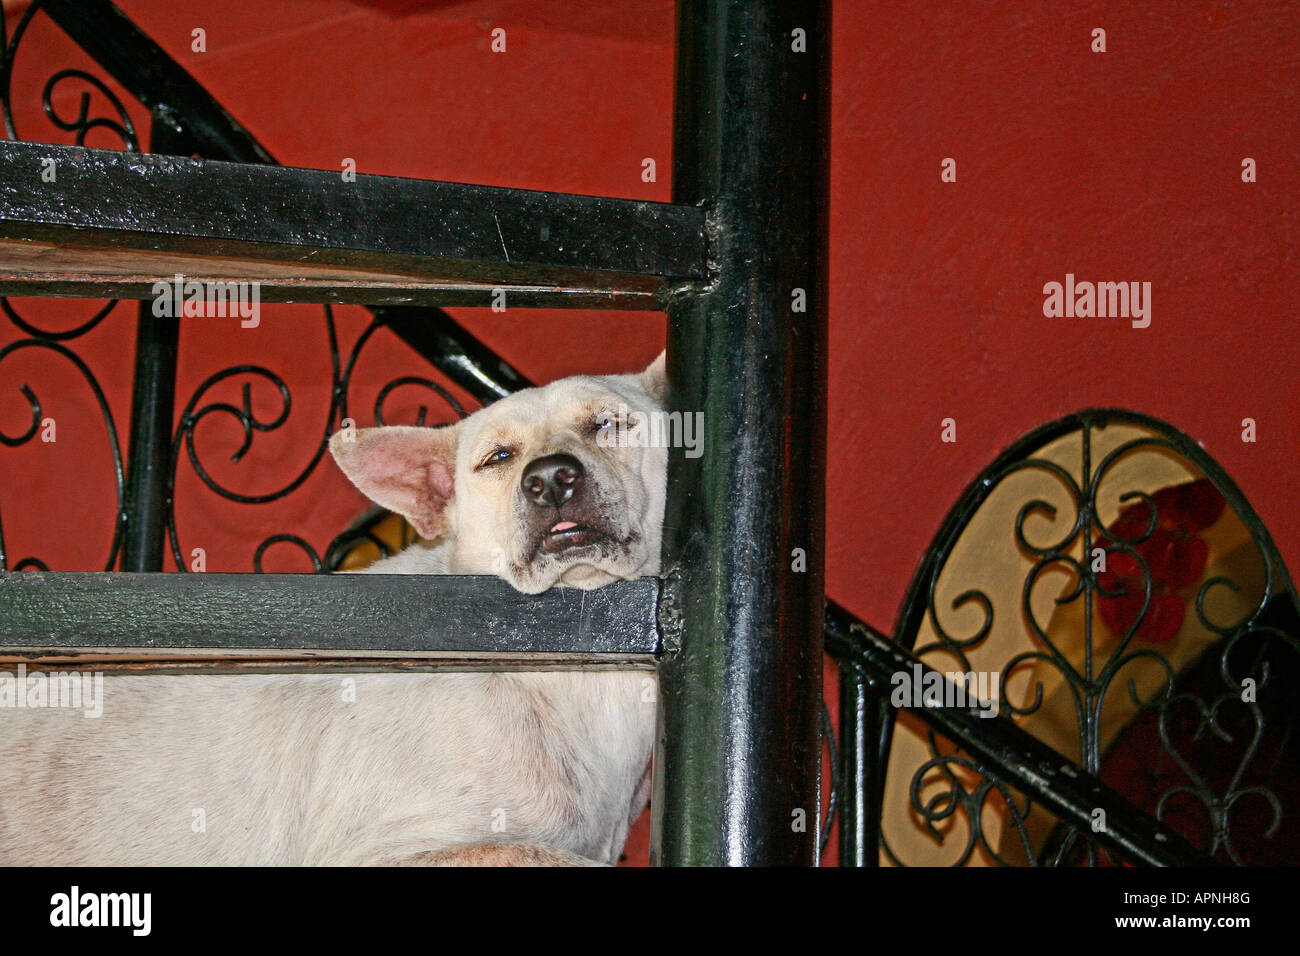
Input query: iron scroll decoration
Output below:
<box><xmin>0</xmin><ymin>0</ymin><xmax>845</xmax><ymax>857</ymax></box>
<box><xmin>0</xmin><ymin>0</ymin><xmax>472</xmax><ymax>575</ymax></box>
<box><xmin>0</xmin><ymin>0</ymin><xmax>134</xmax><ymax>572</ymax></box>
<box><xmin>869</xmin><ymin>409</ymin><xmax>1299</xmax><ymax>866</ymax></box>
<box><xmin>166</xmin><ymin>310</ymin><xmax>468</xmax><ymax>574</ymax></box>
<box><xmin>12</xmin><ymin>2</ymin><xmax>1293</xmax><ymax>866</ymax></box>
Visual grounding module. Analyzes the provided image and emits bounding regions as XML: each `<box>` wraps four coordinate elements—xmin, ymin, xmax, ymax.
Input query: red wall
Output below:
<box><xmin>1</xmin><ymin>0</ymin><xmax>1296</xmax><ymax>864</ymax></box>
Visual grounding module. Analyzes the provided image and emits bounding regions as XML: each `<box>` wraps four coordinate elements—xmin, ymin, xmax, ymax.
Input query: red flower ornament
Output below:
<box><xmin>1093</xmin><ymin>478</ymin><xmax>1225</xmax><ymax>645</ymax></box>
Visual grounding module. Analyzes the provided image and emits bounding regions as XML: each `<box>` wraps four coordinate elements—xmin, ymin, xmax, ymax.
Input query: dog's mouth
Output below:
<box><xmin>539</xmin><ymin>519</ymin><xmax>613</xmax><ymax>555</ymax></box>
<box><xmin>513</xmin><ymin>508</ymin><xmax>645</xmax><ymax>588</ymax></box>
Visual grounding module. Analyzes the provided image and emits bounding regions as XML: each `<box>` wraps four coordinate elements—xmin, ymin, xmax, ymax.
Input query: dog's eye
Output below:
<box><xmin>592</xmin><ymin>414</ymin><xmax>617</xmax><ymax>434</ymax></box>
<box><xmin>477</xmin><ymin>447</ymin><xmax>513</xmax><ymax>469</ymax></box>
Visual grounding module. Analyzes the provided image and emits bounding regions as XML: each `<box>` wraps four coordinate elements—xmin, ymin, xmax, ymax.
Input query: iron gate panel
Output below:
<box><xmin>826</xmin><ymin>409</ymin><xmax>1300</xmax><ymax>867</ymax></box>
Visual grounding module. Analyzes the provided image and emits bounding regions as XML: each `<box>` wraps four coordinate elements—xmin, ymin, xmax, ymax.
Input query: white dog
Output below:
<box><xmin>0</xmin><ymin>354</ymin><xmax>667</xmax><ymax>865</ymax></box>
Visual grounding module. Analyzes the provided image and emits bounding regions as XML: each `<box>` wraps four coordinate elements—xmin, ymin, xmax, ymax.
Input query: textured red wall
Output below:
<box><xmin>826</xmin><ymin>1</ymin><xmax>1298</xmax><ymax>638</ymax></box>
<box><xmin>1</xmin><ymin>0</ymin><xmax>1296</xmax><ymax>865</ymax></box>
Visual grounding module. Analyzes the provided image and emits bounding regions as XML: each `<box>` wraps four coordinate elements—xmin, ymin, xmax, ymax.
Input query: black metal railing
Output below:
<box><xmin>3</xmin><ymin>0</ymin><xmax>1295</xmax><ymax>867</ymax></box>
<box><xmin>825</xmin><ymin>410</ymin><xmax>1299</xmax><ymax>867</ymax></box>
<box><xmin>0</xmin><ymin>0</ymin><xmax>827</xmax><ymax>865</ymax></box>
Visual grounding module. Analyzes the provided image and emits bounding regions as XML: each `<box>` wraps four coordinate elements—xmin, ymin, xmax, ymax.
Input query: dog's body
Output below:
<box><xmin>0</xmin><ymin>357</ymin><xmax>667</xmax><ymax>865</ymax></box>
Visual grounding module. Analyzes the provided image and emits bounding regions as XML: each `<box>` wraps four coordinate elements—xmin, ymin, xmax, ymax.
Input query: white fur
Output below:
<box><xmin>0</xmin><ymin>359</ymin><xmax>666</xmax><ymax>865</ymax></box>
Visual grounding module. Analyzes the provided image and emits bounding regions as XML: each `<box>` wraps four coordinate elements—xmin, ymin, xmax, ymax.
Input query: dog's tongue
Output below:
<box><xmin>550</xmin><ymin>521</ymin><xmax>578</xmax><ymax>533</ymax></box>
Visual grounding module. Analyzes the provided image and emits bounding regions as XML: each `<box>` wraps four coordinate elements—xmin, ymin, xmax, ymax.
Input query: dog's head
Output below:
<box><xmin>329</xmin><ymin>353</ymin><xmax>668</xmax><ymax>593</ymax></box>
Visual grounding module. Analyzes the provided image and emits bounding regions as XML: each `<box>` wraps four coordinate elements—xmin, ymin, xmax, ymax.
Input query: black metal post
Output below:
<box><xmin>120</xmin><ymin>299</ymin><xmax>177</xmax><ymax>571</ymax></box>
<box><xmin>825</xmin><ymin>602</ymin><xmax>888</xmax><ymax>867</ymax></box>
<box><xmin>652</xmin><ymin>0</ymin><xmax>830</xmax><ymax>865</ymax></box>
<box><xmin>119</xmin><ymin>120</ymin><xmax>186</xmax><ymax>571</ymax></box>
<box><xmin>838</xmin><ymin>663</ymin><xmax>881</xmax><ymax>867</ymax></box>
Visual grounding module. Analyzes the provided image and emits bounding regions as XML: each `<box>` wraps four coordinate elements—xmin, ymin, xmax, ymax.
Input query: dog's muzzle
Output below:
<box><xmin>519</xmin><ymin>453</ymin><xmax>619</xmax><ymax>556</ymax></box>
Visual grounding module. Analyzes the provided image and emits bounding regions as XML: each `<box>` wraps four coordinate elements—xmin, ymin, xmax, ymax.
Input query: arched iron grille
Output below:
<box><xmin>826</xmin><ymin>409</ymin><xmax>1299</xmax><ymax>866</ymax></box>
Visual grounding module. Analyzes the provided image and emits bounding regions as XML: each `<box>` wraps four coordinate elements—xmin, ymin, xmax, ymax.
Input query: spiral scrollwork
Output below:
<box><xmin>0</xmin><ymin>338</ymin><xmax>125</xmax><ymax>571</ymax></box>
<box><xmin>40</xmin><ymin>67</ymin><xmax>139</xmax><ymax>149</ymax></box>
<box><xmin>166</xmin><ymin>308</ymin><xmax>472</xmax><ymax>573</ymax></box>
<box><xmin>880</xmin><ymin>744</ymin><xmax>1037</xmax><ymax>867</ymax></box>
<box><xmin>0</xmin><ymin>3</ymin><xmax>480</xmax><ymax>577</ymax></box>
<box><xmin>869</xmin><ymin>412</ymin><xmax>1299</xmax><ymax>866</ymax></box>
<box><xmin>0</xmin><ymin>0</ymin><xmax>142</xmax><ymax>573</ymax></box>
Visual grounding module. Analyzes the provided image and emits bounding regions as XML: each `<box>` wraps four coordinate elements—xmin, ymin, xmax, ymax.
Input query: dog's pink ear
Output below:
<box><xmin>329</xmin><ymin>424</ymin><xmax>460</xmax><ymax>540</ymax></box>
<box><xmin>640</xmin><ymin>350</ymin><xmax>667</xmax><ymax>403</ymax></box>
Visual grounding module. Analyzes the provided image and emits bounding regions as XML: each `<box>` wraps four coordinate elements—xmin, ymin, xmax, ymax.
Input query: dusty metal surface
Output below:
<box><xmin>0</xmin><ymin>572</ymin><xmax>661</xmax><ymax>669</ymax></box>
<box><xmin>0</xmin><ymin>140</ymin><xmax>706</xmax><ymax>306</ymax></box>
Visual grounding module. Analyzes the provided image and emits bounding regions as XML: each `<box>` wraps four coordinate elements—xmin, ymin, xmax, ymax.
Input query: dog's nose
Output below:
<box><xmin>520</xmin><ymin>453</ymin><xmax>585</xmax><ymax>508</ymax></box>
